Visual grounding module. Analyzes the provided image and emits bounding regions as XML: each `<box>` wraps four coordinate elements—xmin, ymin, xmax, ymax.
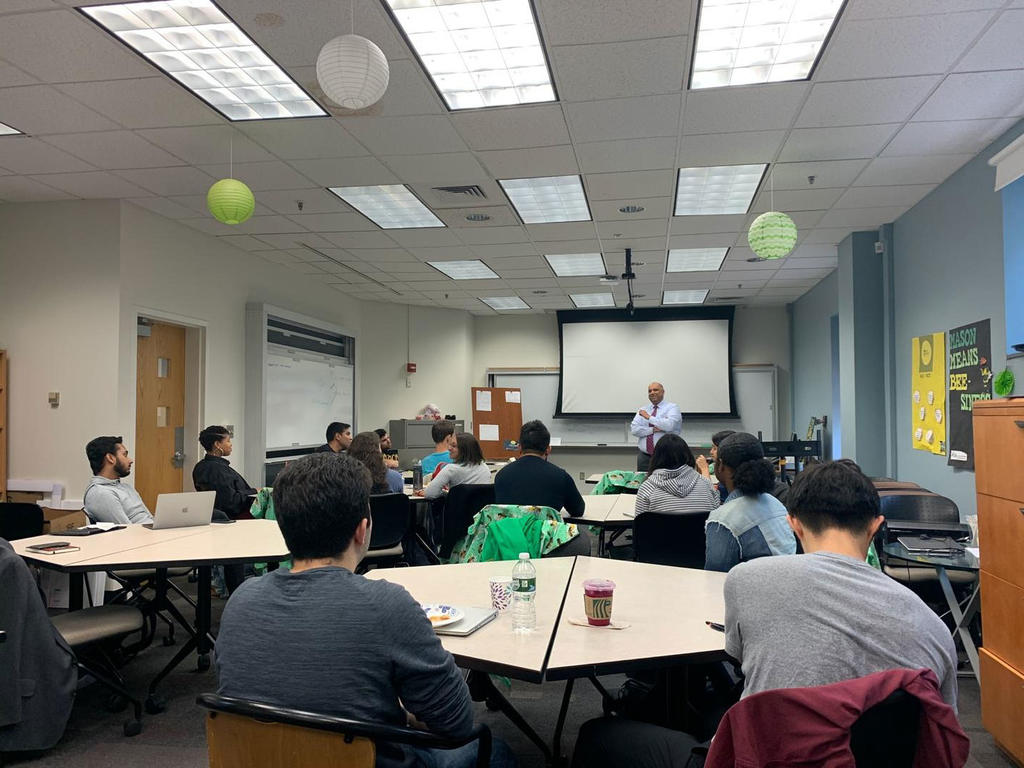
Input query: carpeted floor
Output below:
<box><xmin>4</xmin><ymin>572</ymin><xmax>1016</xmax><ymax>768</ymax></box>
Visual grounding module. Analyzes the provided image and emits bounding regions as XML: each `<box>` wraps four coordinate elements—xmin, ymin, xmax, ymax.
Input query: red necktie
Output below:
<box><xmin>646</xmin><ymin>404</ymin><xmax>659</xmax><ymax>455</ymax></box>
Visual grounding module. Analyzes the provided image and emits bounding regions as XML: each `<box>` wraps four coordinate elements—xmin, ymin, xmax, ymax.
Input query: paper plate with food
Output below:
<box><xmin>421</xmin><ymin>603</ymin><xmax>463</xmax><ymax>628</ymax></box>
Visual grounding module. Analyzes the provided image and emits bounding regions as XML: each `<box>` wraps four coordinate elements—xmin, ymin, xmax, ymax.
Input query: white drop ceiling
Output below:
<box><xmin>1</xmin><ymin>0</ymin><xmax>1022</xmax><ymax>314</ymax></box>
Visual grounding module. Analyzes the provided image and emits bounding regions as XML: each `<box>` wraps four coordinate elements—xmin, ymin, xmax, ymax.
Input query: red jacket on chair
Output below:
<box><xmin>705</xmin><ymin>668</ymin><xmax>969</xmax><ymax>768</ymax></box>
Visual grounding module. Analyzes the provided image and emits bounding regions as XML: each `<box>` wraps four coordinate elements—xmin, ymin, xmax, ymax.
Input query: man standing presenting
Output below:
<box><xmin>630</xmin><ymin>382</ymin><xmax>682</xmax><ymax>471</ymax></box>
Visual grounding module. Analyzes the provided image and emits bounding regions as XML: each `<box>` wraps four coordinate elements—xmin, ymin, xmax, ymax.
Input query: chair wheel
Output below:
<box><xmin>105</xmin><ymin>693</ymin><xmax>129</xmax><ymax>713</ymax></box>
<box><xmin>145</xmin><ymin>694</ymin><xmax>166</xmax><ymax>714</ymax></box>
<box><xmin>197</xmin><ymin>653</ymin><xmax>211</xmax><ymax>672</ymax></box>
<box><xmin>162</xmin><ymin>635</ymin><xmax>176</xmax><ymax>647</ymax></box>
<box><xmin>123</xmin><ymin>719</ymin><xmax>142</xmax><ymax>737</ymax></box>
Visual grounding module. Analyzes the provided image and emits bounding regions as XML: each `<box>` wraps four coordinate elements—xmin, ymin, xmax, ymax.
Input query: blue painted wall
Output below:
<box><xmin>1003</xmin><ymin>176</ymin><xmax>1024</xmax><ymax>355</ymax></box>
<box><xmin>791</xmin><ymin>270</ymin><xmax>838</xmax><ymax>454</ymax></box>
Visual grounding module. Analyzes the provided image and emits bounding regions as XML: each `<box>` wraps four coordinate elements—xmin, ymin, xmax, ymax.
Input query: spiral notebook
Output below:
<box><xmin>434</xmin><ymin>606</ymin><xmax>498</xmax><ymax>637</ymax></box>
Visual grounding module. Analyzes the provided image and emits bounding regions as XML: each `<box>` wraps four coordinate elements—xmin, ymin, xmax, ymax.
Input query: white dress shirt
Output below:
<box><xmin>629</xmin><ymin>400</ymin><xmax>683</xmax><ymax>455</ymax></box>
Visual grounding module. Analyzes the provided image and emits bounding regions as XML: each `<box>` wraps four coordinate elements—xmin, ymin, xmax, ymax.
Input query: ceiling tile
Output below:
<box><xmin>434</xmin><ymin>206</ymin><xmax>521</xmax><ymax>228</ymax></box>
<box><xmin>539</xmin><ymin>0</ymin><xmax>691</xmax><ymax>44</ymax></box>
<box><xmin>844</xmin><ymin>0</ymin><xmax>1004</xmax><ymax>18</ymax></box>
<box><xmin>0</xmin><ymin>61</ymin><xmax>39</xmax><ymax>88</ymax></box>
<box><xmin>199</xmin><ymin>160</ymin><xmax>317</xmax><ymax>191</ymax></box>
<box><xmin>0</xmin><ymin>174</ymin><xmax>74</xmax><ymax>202</ymax></box>
<box><xmin>451</xmin><ymin>105</ymin><xmax>570</xmax><ymax>150</ymax></box>
<box><xmin>584</xmin><ymin>169</ymin><xmax>675</xmax><ymax>200</ymax></box>
<box><xmin>749</xmin><ymin>187</ymin><xmax>843</xmax><ymax>213</ymax></box>
<box><xmin>27</xmin><ymin>170</ymin><xmax>151</xmax><ymax>197</ymax></box>
<box><xmin>125</xmin><ymin>196</ymin><xmax>197</xmax><ymax>219</ymax></box>
<box><xmin>681</xmin><ymin>84</ymin><xmax>809</xmax><ymax>135</ymax></box>
<box><xmin>477</xmin><ymin>145</ymin><xmax>581</xmax><ymax>178</ymax></box>
<box><xmin>285</xmin><ymin>212</ymin><xmax>376</xmax><ymax>231</ymax></box>
<box><xmin>576</xmin><ymin>137</ymin><xmax>677</xmax><ymax>174</ymax></box>
<box><xmin>344</xmin><ymin>59</ymin><xmax>444</xmax><ymax>117</ymax></box>
<box><xmin>778</xmin><ymin>125</ymin><xmax>899</xmax><ymax>162</ymax></box>
<box><xmin>0</xmin><ymin>136</ymin><xmax>94</xmax><ymax>174</ymax></box>
<box><xmin>551</xmin><ymin>37</ymin><xmax>686</xmax><ymax>101</ymax></box>
<box><xmin>524</xmin><ymin>222</ymin><xmax>597</xmax><ymax>241</ymax></box>
<box><xmin>590</xmin><ymin>196</ymin><xmax>673</xmax><ymax>220</ymax></box>
<box><xmin>800</xmin><ymin>227</ymin><xmax>857</xmax><ymax>244</ymax></box>
<box><xmin>380</xmin><ymin>152</ymin><xmax>488</xmax><ymax>185</ymax></box>
<box><xmin>854</xmin><ymin>155</ymin><xmax>972</xmax><ymax>186</ymax></box>
<box><xmin>239</xmin><ymin>118</ymin><xmax>368</xmax><ymax>160</ymax></box>
<box><xmin>677</xmin><ymin>130</ymin><xmax>784</xmax><ymax>167</ymax></box>
<box><xmin>226</xmin><ymin>214</ymin><xmax>307</xmax><ymax>236</ymax></box>
<box><xmin>289</xmin><ymin>156</ymin><xmax>399</xmax><ymax>187</ymax></box>
<box><xmin>457</xmin><ymin>225</ymin><xmax>530</xmax><ymax>245</ymax></box>
<box><xmin>113</xmin><ymin>166</ymin><xmax>215</xmax><ymax>196</ymax></box>
<box><xmin>770</xmin><ymin>160</ymin><xmax>871</xmax><ymax>190</ymax></box>
<box><xmin>343</xmin><ymin>116</ymin><xmax>467</xmax><ymax>155</ymax></box>
<box><xmin>814</xmin><ymin>12</ymin><xmax>996</xmax><ymax>80</ymax></box>
<box><xmin>565</xmin><ymin>94</ymin><xmax>680</xmax><ymax>143</ymax></box>
<box><xmin>216</xmin><ymin>234</ymin><xmax>276</xmax><ymax>252</ymax></box>
<box><xmin>43</xmin><ymin>131</ymin><xmax>184</xmax><ymax>169</ymax></box>
<box><xmin>669</xmin><ymin>214</ymin><xmax>746</xmax><ymax>235</ymax></box>
<box><xmin>257</xmin><ymin>188</ymin><xmax>347</xmax><ymax>215</ymax></box>
<box><xmin>386</xmin><ymin>228</ymin><xmax>464</xmax><ymax>248</ymax></box>
<box><xmin>0</xmin><ymin>84</ymin><xmax>119</xmax><ymax>135</ymax></box>
<box><xmin>55</xmin><ymin>77</ymin><xmax>220</xmax><ymax>129</ymax></box>
<box><xmin>0</xmin><ymin>8</ymin><xmax>154</xmax><ymax>82</ymax></box>
<box><xmin>955</xmin><ymin>10</ymin><xmax>1024</xmax><ymax>72</ymax></box>
<box><xmin>882</xmin><ymin>119</ymin><xmax>1017</xmax><ymax>157</ymax></box>
<box><xmin>817</xmin><ymin>206</ymin><xmax>909</xmax><ymax>228</ymax></box>
<box><xmin>795</xmin><ymin>76</ymin><xmax>940</xmax><ymax>128</ymax></box>
<box><xmin>667</xmin><ymin>233</ymin><xmax>736</xmax><ymax>249</ymax></box>
<box><xmin>137</xmin><ymin>126</ymin><xmax>276</xmax><ymax>165</ymax></box>
<box><xmin>913</xmin><ymin>70</ymin><xmax>1024</xmax><ymax>121</ymax></box>
<box><xmin>595</xmin><ymin>218</ymin><xmax>667</xmax><ymax>239</ymax></box>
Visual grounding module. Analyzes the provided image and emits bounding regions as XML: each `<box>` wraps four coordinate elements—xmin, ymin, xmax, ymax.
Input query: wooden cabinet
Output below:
<box><xmin>973</xmin><ymin>398</ymin><xmax>1024</xmax><ymax>765</ymax></box>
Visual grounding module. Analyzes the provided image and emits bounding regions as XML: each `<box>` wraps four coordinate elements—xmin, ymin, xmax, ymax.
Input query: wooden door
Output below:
<box><xmin>135</xmin><ymin>321</ymin><xmax>186</xmax><ymax>511</ymax></box>
<box><xmin>471</xmin><ymin>386</ymin><xmax>523</xmax><ymax>460</ymax></box>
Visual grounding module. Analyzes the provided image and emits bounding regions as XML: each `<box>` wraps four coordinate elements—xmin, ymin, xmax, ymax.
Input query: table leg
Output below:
<box><xmin>466</xmin><ymin>671</ymin><xmax>553</xmax><ymax>763</ymax></box>
<box><xmin>146</xmin><ymin>567</ymin><xmax>212</xmax><ymax>711</ymax></box>
<box><xmin>69</xmin><ymin>573</ymin><xmax>84</xmax><ymax>611</ymax></box>
<box><xmin>551</xmin><ymin>677</ymin><xmax>574</xmax><ymax>765</ymax></box>
<box><xmin>937</xmin><ymin>566</ymin><xmax>980</xmax><ymax>684</ymax></box>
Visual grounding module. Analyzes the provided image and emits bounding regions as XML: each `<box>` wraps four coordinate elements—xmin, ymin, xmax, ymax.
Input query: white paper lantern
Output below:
<box><xmin>316</xmin><ymin>34</ymin><xmax>389</xmax><ymax>110</ymax></box>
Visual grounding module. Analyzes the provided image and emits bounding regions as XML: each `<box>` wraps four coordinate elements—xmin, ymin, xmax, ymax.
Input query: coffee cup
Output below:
<box><xmin>583</xmin><ymin>578</ymin><xmax>616</xmax><ymax>626</ymax></box>
<box><xmin>489</xmin><ymin>577</ymin><xmax>512</xmax><ymax>612</ymax></box>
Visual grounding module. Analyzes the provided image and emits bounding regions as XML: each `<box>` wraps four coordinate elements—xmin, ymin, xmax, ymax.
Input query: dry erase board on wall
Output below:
<box><xmin>491</xmin><ymin>365</ymin><xmax>777</xmax><ymax>445</ymax></box>
<box><xmin>265</xmin><ymin>348</ymin><xmax>354</xmax><ymax>450</ymax></box>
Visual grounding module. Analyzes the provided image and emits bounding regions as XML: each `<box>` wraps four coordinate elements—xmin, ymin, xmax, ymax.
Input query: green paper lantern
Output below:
<box><xmin>748</xmin><ymin>210</ymin><xmax>798</xmax><ymax>260</ymax></box>
<box><xmin>207</xmin><ymin>178</ymin><xmax>255</xmax><ymax>225</ymax></box>
<box><xmin>994</xmin><ymin>369</ymin><xmax>1015</xmax><ymax>397</ymax></box>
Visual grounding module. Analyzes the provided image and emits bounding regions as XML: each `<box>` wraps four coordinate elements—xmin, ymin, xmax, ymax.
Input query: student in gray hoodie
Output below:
<box><xmin>635</xmin><ymin>434</ymin><xmax>721</xmax><ymax>516</ymax></box>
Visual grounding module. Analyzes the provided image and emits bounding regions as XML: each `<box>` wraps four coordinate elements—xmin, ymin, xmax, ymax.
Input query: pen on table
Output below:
<box><xmin>705</xmin><ymin>621</ymin><xmax>725</xmax><ymax>632</ymax></box>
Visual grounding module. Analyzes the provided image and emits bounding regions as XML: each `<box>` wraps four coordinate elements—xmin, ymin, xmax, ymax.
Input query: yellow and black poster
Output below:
<box><xmin>911</xmin><ymin>332</ymin><xmax>946</xmax><ymax>455</ymax></box>
<box><xmin>948</xmin><ymin>319</ymin><xmax>992</xmax><ymax>469</ymax></box>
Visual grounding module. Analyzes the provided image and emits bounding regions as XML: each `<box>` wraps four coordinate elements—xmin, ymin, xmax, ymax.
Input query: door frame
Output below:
<box><xmin>127</xmin><ymin>306</ymin><xmax>206</xmax><ymax>493</ymax></box>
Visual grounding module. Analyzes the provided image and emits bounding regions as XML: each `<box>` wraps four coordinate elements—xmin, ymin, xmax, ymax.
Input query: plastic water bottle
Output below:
<box><xmin>412</xmin><ymin>460</ymin><xmax>423</xmax><ymax>491</ymax></box>
<box><xmin>511</xmin><ymin>552</ymin><xmax>537</xmax><ymax>632</ymax></box>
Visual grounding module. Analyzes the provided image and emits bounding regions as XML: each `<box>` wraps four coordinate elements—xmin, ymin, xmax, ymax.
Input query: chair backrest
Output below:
<box><xmin>849</xmin><ymin>690</ymin><xmax>921</xmax><ymax>767</ymax></box>
<box><xmin>0</xmin><ymin>502</ymin><xmax>45</xmax><ymax>540</ymax></box>
<box><xmin>368</xmin><ymin>493</ymin><xmax>413</xmax><ymax>551</ymax></box>
<box><xmin>440</xmin><ymin>483</ymin><xmax>495</xmax><ymax>559</ymax></box>
<box><xmin>633</xmin><ymin>511</ymin><xmax>711</xmax><ymax>569</ymax></box>
<box><xmin>197</xmin><ymin>693</ymin><xmax>490</xmax><ymax>768</ymax></box>
<box><xmin>872</xmin><ymin>480</ymin><xmax>924</xmax><ymax>492</ymax></box>
<box><xmin>879</xmin><ymin>492</ymin><xmax>959</xmax><ymax>525</ymax></box>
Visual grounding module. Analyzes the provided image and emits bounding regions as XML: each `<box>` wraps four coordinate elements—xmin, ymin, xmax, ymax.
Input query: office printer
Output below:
<box><xmin>882</xmin><ymin>519</ymin><xmax>973</xmax><ymax>544</ymax></box>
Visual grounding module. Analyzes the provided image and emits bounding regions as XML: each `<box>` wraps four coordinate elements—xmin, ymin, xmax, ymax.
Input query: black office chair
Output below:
<box><xmin>197</xmin><ymin>693</ymin><xmax>491</xmax><ymax>768</ymax></box>
<box><xmin>0</xmin><ymin>502</ymin><xmax>45</xmax><ymax>540</ymax></box>
<box><xmin>879</xmin><ymin>492</ymin><xmax>960</xmax><ymax>525</ymax></box>
<box><xmin>633</xmin><ymin>511</ymin><xmax>711</xmax><ymax>569</ymax></box>
<box><xmin>358</xmin><ymin>493</ymin><xmax>415</xmax><ymax>572</ymax></box>
<box><xmin>849</xmin><ymin>690</ymin><xmax>921</xmax><ymax>767</ymax></box>
<box><xmin>439</xmin><ymin>484</ymin><xmax>495</xmax><ymax>560</ymax></box>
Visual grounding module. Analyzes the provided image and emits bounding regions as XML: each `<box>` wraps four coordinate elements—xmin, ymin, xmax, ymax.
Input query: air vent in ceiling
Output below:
<box><xmin>712</xmin><ymin>296</ymin><xmax>744</xmax><ymax>302</ymax></box>
<box><xmin>432</xmin><ymin>185</ymin><xmax>487</xmax><ymax>200</ymax></box>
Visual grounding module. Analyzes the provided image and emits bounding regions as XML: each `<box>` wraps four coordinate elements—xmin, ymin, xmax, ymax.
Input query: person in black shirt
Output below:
<box><xmin>193</xmin><ymin>426</ymin><xmax>257</xmax><ymax>519</ymax></box>
<box><xmin>375</xmin><ymin>427</ymin><xmax>400</xmax><ymax>469</ymax></box>
<box><xmin>494</xmin><ymin>420</ymin><xmax>586</xmax><ymax>517</ymax></box>
<box><xmin>316</xmin><ymin>422</ymin><xmax>352</xmax><ymax>454</ymax></box>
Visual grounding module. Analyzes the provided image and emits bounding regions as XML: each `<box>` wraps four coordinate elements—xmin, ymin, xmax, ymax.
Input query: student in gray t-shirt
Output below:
<box><xmin>215</xmin><ymin>453</ymin><xmax>513</xmax><ymax>768</ymax></box>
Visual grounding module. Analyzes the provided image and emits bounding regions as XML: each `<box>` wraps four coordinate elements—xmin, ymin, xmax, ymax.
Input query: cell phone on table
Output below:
<box><xmin>26</xmin><ymin>542</ymin><xmax>74</xmax><ymax>553</ymax></box>
<box><xmin>706</xmin><ymin>621</ymin><xmax>725</xmax><ymax>632</ymax></box>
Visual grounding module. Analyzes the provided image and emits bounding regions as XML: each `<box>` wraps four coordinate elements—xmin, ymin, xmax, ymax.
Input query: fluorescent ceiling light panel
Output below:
<box><xmin>691</xmin><ymin>0</ymin><xmax>844</xmax><ymax>89</ymax></box>
<box><xmin>0</xmin><ymin>122</ymin><xmax>22</xmax><ymax>135</ymax></box>
<box><xmin>80</xmin><ymin>0</ymin><xmax>326</xmax><ymax>121</ymax></box>
<box><xmin>385</xmin><ymin>0</ymin><xmax>555</xmax><ymax>111</ymax></box>
<box><xmin>663</xmin><ymin>289</ymin><xmax>709</xmax><ymax>305</ymax></box>
<box><xmin>570</xmin><ymin>293</ymin><xmax>615</xmax><ymax>308</ymax></box>
<box><xmin>480</xmin><ymin>295</ymin><xmax>530</xmax><ymax>310</ymax></box>
<box><xmin>674</xmin><ymin>164</ymin><xmax>765</xmax><ymax>216</ymax></box>
<box><xmin>500</xmin><ymin>175</ymin><xmax>591</xmax><ymax>224</ymax></box>
<box><xmin>428</xmin><ymin>260</ymin><xmax>499</xmax><ymax>279</ymax></box>
<box><xmin>667</xmin><ymin>247</ymin><xmax>729</xmax><ymax>272</ymax></box>
<box><xmin>328</xmin><ymin>185</ymin><xmax>445</xmax><ymax>229</ymax></box>
<box><xmin>545</xmin><ymin>253</ymin><xmax>606</xmax><ymax>277</ymax></box>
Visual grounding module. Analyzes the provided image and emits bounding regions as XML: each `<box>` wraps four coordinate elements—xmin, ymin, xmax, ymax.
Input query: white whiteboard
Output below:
<box><xmin>494</xmin><ymin>365</ymin><xmax>776</xmax><ymax>446</ymax></box>
<box><xmin>266</xmin><ymin>348</ymin><xmax>354</xmax><ymax>449</ymax></box>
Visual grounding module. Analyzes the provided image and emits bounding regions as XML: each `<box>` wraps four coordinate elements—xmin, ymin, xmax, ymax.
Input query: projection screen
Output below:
<box><xmin>556</xmin><ymin>308</ymin><xmax>736</xmax><ymax>418</ymax></box>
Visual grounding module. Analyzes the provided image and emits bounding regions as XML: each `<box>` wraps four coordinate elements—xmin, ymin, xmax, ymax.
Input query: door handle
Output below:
<box><xmin>172</xmin><ymin>426</ymin><xmax>185</xmax><ymax>468</ymax></box>
<box><xmin>172</xmin><ymin>450</ymin><xmax>185</xmax><ymax>468</ymax></box>
<box><xmin>1015</xmin><ymin>420</ymin><xmax>1024</xmax><ymax>429</ymax></box>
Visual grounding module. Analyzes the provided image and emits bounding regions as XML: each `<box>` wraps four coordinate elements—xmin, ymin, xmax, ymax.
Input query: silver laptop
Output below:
<box><xmin>145</xmin><ymin>491</ymin><xmax>216</xmax><ymax>530</ymax></box>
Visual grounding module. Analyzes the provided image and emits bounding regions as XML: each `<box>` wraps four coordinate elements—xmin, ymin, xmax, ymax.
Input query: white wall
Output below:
<box><xmin>471</xmin><ymin>314</ymin><xmax>559</xmax><ymax>384</ymax></box>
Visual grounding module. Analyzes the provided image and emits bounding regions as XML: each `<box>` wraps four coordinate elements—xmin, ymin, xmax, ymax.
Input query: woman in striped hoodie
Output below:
<box><xmin>635</xmin><ymin>434</ymin><xmax>721</xmax><ymax>516</ymax></box>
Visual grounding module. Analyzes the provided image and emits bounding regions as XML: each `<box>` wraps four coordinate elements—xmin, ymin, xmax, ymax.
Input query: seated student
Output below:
<box><xmin>215</xmin><ymin>453</ymin><xmax>513</xmax><ymax>768</ymax></box>
<box><xmin>419</xmin><ymin>432</ymin><xmax>491</xmax><ymax>500</ymax></box>
<box><xmin>421</xmin><ymin>420</ymin><xmax>456</xmax><ymax>475</ymax></box>
<box><xmin>698</xmin><ymin>429</ymin><xmax>736</xmax><ymax>505</ymax></box>
<box><xmin>375</xmin><ymin>428</ymin><xmax>400</xmax><ymax>469</ymax></box>
<box><xmin>316</xmin><ymin>422</ymin><xmax>352</xmax><ymax>454</ymax></box>
<box><xmin>494</xmin><ymin>420</ymin><xmax>585</xmax><ymax>518</ymax></box>
<box><xmin>348</xmin><ymin>431</ymin><xmax>404</xmax><ymax>494</ymax></box>
<box><xmin>635</xmin><ymin>434</ymin><xmax>721</xmax><ymax>516</ymax></box>
<box><xmin>571</xmin><ymin>460</ymin><xmax>959</xmax><ymax>768</ymax></box>
<box><xmin>192</xmin><ymin>426</ymin><xmax>258</xmax><ymax>519</ymax></box>
<box><xmin>705</xmin><ymin>432</ymin><xmax>795</xmax><ymax>572</ymax></box>
<box><xmin>83</xmin><ymin>435</ymin><xmax>153</xmax><ymax>524</ymax></box>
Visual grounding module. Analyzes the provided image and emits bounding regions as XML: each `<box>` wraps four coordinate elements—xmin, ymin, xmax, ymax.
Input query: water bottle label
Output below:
<box><xmin>512</xmin><ymin>577</ymin><xmax>535</xmax><ymax>594</ymax></box>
